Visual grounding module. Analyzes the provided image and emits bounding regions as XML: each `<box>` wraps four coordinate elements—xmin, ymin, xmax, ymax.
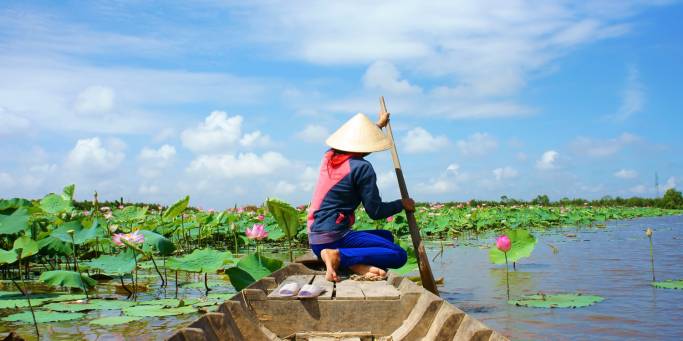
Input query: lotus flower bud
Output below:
<box><xmin>646</xmin><ymin>228</ymin><xmax>653</xmax><ymax>237</ymax></box>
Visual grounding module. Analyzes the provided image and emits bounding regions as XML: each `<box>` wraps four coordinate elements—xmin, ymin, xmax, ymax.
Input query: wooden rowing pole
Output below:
<box><xmin>379</xmin><ymin>96</ymin><xmax>439</xmax><ymax>296</ymax></box>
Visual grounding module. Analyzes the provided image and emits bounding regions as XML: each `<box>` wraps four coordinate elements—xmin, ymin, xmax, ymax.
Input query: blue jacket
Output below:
<box><xmin>307</xmin><ymin>150</ymin><xmax>403</xmax><ymax>244</ymax></box>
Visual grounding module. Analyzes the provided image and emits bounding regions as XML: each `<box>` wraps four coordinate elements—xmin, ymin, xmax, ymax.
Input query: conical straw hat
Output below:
<box><xmin>325</xmin><ymin>113</ymin><xmax>392</xmax><ymax>153</ymax></box>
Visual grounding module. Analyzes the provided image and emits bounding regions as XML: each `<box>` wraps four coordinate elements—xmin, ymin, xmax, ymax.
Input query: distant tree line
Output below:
<box><xmin>62</xmin><ymin>188</ymin><xmax>683</xmax><ymax>212</ymax></box>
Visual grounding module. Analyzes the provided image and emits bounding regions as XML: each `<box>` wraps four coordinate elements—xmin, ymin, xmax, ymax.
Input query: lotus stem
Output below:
<box><xmin>504</xmin><ymin>252</ymin><xmax>510</xmax><ymax>301</ymax></box>
<box><xmin>175</xmin><ymin>270</ymin><xmax>179</xmax><ymax>299</ymax></box>
<box><xmin>69</xmin><ymin>233</ymin><xmax>89</xmax><ymax>301</ymax></box>
<box><xmin>16</xmin><ymin>253</ymin><xmax>39</xmax><ymax>338</ymax></box>
<box><xmin>649</xmin><ymin>234</ymin><xmax>655</xmax><ymax>282</ymax></box>
<box><xmin>120</xmin><ymin>275</ymin><xmax>133</xmax><ymax>298</ymax></box>
<box><xmin>288</xmin><ymin>238</ymin><xmax>293</xmax><ymax>262</ymax></box>
<box><xmin>149</xmin><ymin>254</ymin><xmax>165</xmax><ymax>287</ymax></box>
<box><xmin>133</xmin><ymin>252</ymin><xmax>139</xmax><ymax>301</ymax></box>
<box><xmin>204</xmin><ymin>273</ymin><xmax>210</xmax><ymax>295</ymax></box>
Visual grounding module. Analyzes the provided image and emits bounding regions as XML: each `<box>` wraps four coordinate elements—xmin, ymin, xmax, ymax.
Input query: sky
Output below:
<box><xmin>0</xmin><ymin>0</ymin><xmax>682</xmax><ymax>209</ymax></box>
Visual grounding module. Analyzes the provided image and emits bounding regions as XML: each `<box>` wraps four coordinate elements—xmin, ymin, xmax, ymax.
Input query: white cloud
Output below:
<box><xmin>0</xmin><ymin>107</ymin><xmax>30</xmax><ymax>135</ymax></box>
<box><xmin>536</xmin><ymin>150</ymin><xmax>559</xmax><ymax>170</ymax></box>
<box><xmin>297</xmin><ymin>124</ymin><xmax>330</xmax><ymax>143</ymax></box>
<box><xmin>614</xmin><ymin>169</ymin><xmax>638</xmax><ymax>179</ymax></box>
<box><xmin>274</xmin><ymin>181</ymin><xmax>297</xmax><ymax>195</ymax></box>
<box><xmin>376</xmin><ymin>170</ymin><xmax>397</xmax><ymax>193</ymax></box>
<box><xmin>66</xmin><ymin>137</ymin><xmax>125</xmax><ymax>174</ymax></box>
<box><xmin>613</xmin><ymin>66</ymin><xmax>644</xmax><ymax>121</ymax></box>
<box><xmin>139</xmin><ymin>184</ymin><xmax>160</xmax><ymax>195</ymax></box>
<box><xmin>403</xmin><ymin>127</ymin><xmax>449</xmax><ymax>153</ymax></box>
<box><xmin>181</xmin><ymin>111</ymin><xmax>269</xmax><ymax>153</ymax></box>
<box><xmin>186</xmin><ymin>152</ymin><xmax>289</xmax><ymax>179</ymax></box>
<box><xmin>0</xmin><ymin>172</ymin><xmax>15</xmax><ymax>189</ymax></box>
<box><xmin>138</xmin><ymin>144</ymin><xmax>176</xmax><ymax>178</ymax></box>
<box><xmin>516</xmin><ymin>152</ymin><xmax>528</xmax><ymax>161</ymax></box>
<box><xmin>456</xmin><ymin>133</ymin><xmax>497</xmax><ymax>157</ymax></box>
<box><xmin>570</xmin><ymin>133</ymin><xmax>639</xmax><ymax>157</ymax></box>
<box><xmin>630</xmin><ymin>184</ymin><xmax>648</xmax><ymax>194</ymax></box>
<box><xmin>493</xmin><ymin>166</ymin><xmax>519</xmax><ymax>181</ymax></box>
<box><xmin>446</xmin><ymin>163</ymin><xmax>460</xmax><ymax>175</ymax></box>
<box><xmin>298</xmin><ymin>166</ymin><xmax>319</xmax><ymax>193</ymax></box>
<box><xmin>362</xmin><ymin>61</ymin><xmax>421</xmax><ymax>94</ymax></box>
<box><xmin>74</xmin><ymin>85</ymin><xmax>115</xmax><ymax>114</ymax></box>
<box><xmin>663</xmin><ymin>176</ymin><xmax>677</xmax><ymax>191</ymax></box>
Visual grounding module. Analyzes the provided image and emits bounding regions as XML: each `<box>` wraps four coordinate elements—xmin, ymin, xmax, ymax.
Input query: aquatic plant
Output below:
<box><xmin>265</xmin><ymin>198</ymin><xmax>300</xmax><ymax>261</ymax></box>
<box><xmin>225</xmin><ymin>253</ymin><xmax>283</xmax><ymax>291</ymax></box>
<box><xmin>496</xmin><ymin>235</ymin><xmax>512</xmax><ymax>300</ymax></box>
<box><xmin>646</xmin><ymin>227</ymin><xmax>655</xmax><ymax>281</ymax></box>
<box><xmin>509</xmin><ymin>293</ymin><xmax>604</xmax><ymax>308</ymax></box>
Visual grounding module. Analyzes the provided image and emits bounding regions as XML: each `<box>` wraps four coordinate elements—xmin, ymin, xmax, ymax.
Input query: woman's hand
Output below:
<box><xmin>377</xmin><ymin>110</ymin><xmax>390</xmax><ymax>128</ymax></box>
<box><xmin>402</xmin><ymin>198</ymin><xmax>415</xmax><ymax>212</ymax></box>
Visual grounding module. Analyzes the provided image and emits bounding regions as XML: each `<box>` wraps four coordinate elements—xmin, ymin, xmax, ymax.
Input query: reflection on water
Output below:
<box><xmin>435</xmin><ymin>215</ymin><xmax>683</xmax><ymax>340</ymax></box>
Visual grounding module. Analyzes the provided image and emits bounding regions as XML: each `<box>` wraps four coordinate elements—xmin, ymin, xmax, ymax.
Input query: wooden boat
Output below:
<box><xmin>169</xmin><ymin>262</ymin><xmax>508</xmax><ymax>341</ymax></box>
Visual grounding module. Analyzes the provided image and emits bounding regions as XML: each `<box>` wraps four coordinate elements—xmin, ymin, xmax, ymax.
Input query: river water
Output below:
<box><xmin>1</xmin><ymin>215</ymin><xmax>681</xmax><ymax>340</ymax></box>
<box><xmin>436</xmin><ymin>215</ymin><xmax>683</xmax><ymax>340</ymax></box>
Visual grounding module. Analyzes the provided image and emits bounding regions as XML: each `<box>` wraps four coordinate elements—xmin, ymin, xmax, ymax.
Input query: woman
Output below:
<box><xmin>307</xmin><ymin>111</ymin><xmax>415</xmax><ymax>282</ymax></box>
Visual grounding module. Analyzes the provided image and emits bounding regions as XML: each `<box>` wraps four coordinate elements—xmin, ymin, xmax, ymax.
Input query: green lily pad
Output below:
<box><xmin>139</xmin><ymin>230</ymin><xmax>176</xmax><ymax>256</ymax></box>
<box><xmin>652</xmin><ymin>279</ymin><xmax>683</xmax><ymax>289</ymax></box>
<box><xmin>0</xmin><ymin>207</ymin><xmax>30</xmax><ymax>235</ymax></box>
<box><xmin>167</xmin><ymin>248</ymin><xmax>234</xmax><ymax>273</ymax></box>
<box><xmin>44</xmin><ymin>299</ymin><xmax>136</xmax><ymax>312</ymax></box>
<box><xmin>40</xmin><ymin>194</ymin><xmax>73</xmax><ymax>215</ymax></box>
<box><xmin>509</xmin><ymin>293</ymin><xmax>604</xmax><ymax>308</ymax></box>
<box><xmin>114</xmin><ymin>206</ymin><xmax>148</xmax><ymax>222</ymax></box>
<box><xmin>87</xmin><ymin>251</ymin><xmax>135</xmax><ymax>276</ymax></box>
<box><xmin>266</xmin><ymin>198</ymin><xmax>300</xmax><ymax>239</ymax></box>
<box><xmin>13</xmin><ymin>236</ymin><xmax>39</xmax><ymax>258</ymax></box>
<box><xmin>51</xmin><ymin>220</ymin><xmax>101</xmax><ymax>245</ymax></box>
<box><xmin>39</xmin><ymin>270</ymin><xmax>97</xmax><ymax>289</ymax></box>
<box><xmin>0</xmin><ymin>298</ymin><xmax>47</xmax><ymax>309</ymax></box>
<box><xmin>2</xmin><ymin>310</ymin><xmax>84</xmax><ymax>323</ymax></box>
<box><xmin>38</xmin><ymin>236</ymin><xmax>73</xmax><ymax>257</ymax></box>
<box><xmin>90</xmin><ymin>315</ymin><xmax>143</xmax><ymax>326</ymax></box>
<box><xmin>180</xmin><ymin>280</ymin><xmax>227</xmax><ymax>289</ymax></box>
<box><xmin>163</xmin><ymin>196</ymin><xmax>189</xmax><ymax>220</ymax></box>
<box><xmin>123</xmin><ymin>304</ymin><xmax>197</xmax><ymax>317</ymax></box>
<box><xmin>225</xmin><ymin>253</ymin><xmax>283</xmax><ymax>291</ymax></box>
<box><xmin>0</xmin><ymin>249</ymin><xmax>17</xmax><ymax>264</ymax></box>
<box><xmin>207</xmin><ymin>292</ymin><xmax>236</xmax><ymax>300</ymax></box>
<box><xmin>489</xmin><ymin>229</ymin><xmax>537</xmax><ymax>264</ymax></box>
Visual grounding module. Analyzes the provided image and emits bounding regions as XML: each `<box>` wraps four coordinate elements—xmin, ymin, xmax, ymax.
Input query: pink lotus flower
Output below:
<box><xmin>104</xmin><ymin>211</ymin><xmax>113</xmax><ymax>220</ymax></box>
<box><xmin>246</xmin><ymin>224</ymin><xmax>268</xmax><ymax>240</ymax></box>
<box><xmin>112</xmin><ymin>230</ymin><xmax>145</xmax><ymax>246</ymax></box>
<box><xmin>386</xmin><ymin>216</ymin><xmax>394</xmax><ymax>223</ymax></box>
<box><xmin>496</xmin><ymin>235</ymin><xmax>511</xmax><ymax>253</ymax></box>
<box><xmin>100</xmin><ymin>206</ymin><xmax>111</xmax><ymax>212</ymax></box>
<box><xmin>118</xmin><ymin>205</ymin><xmax>124</xmax><ymax>209</ymax></box>
<box><xmin>83</xmin><ymin>210</ymin><xmax>91</xmax><ymax>216</ymax></box>
<box><xmin>237</xmin><ymin>207</ymin><xmax>245</xmax><ymax>213</ymax></box>
<box><xmin>256</xmin><ymin>214</ymin><xmax>265</xmax><ymax>221</ymax></box>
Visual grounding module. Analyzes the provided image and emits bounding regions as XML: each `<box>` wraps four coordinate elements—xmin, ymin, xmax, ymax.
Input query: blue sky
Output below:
<box><xmin>0</xmin><ymin>1</ymin><xmax>681</xmax><ymax>209</ymax></box>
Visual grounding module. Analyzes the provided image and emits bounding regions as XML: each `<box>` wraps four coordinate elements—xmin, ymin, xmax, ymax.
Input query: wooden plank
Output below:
<box><xmin>334</xmin><ymin>279</ymin><xmax>365</xmax><ymax>300</ymax></box>
<box><xmin>359</xmin><ymin>281</ymin><xmax>400</xmax><ymax>300</ymax></box>
<box><xmin>310</xmin><ymin>275</ymin><xmax>333</xmax><ymax>300</ymax></box>
<box><xmin>267</xmin><ymin>275</ymin><xmax>313</xmax><ymax>300</ymax></box>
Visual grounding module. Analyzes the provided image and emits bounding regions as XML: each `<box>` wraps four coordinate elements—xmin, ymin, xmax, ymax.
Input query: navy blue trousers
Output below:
<box><xmin>310</xmin><ymin>230</ymin><xmax>408</xmax><ymax>270</ymax></box>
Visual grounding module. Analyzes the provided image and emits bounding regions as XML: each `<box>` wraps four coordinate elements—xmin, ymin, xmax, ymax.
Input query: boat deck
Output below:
<box><xmin>267</xmin><ymin>275</ymin><xmax>400</xmax><ymax>301</ymax></box>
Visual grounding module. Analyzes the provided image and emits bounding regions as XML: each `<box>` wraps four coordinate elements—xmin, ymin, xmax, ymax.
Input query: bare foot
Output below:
<box><xmin>349</xmin><ymin>264</ymin><xmax>381</xmax><ymax>280</ymax></box>
<box><xmin>320</xmin><ymin>249</ymin><xmax>341</xmax><ymax>282</ymax></box>
<box><xmin>368</xmin><ymin>266</ymin><xmax>387</xmax><ymax>278</ymax></box>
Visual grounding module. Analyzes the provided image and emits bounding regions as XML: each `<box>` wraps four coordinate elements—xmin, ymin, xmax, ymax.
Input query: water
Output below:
<box><xmin>435</xmin><ymin>215</ymin><xmax>683</xmax><ymax>340</ymax></box>
<box><xmin>2</xmin><ymin>216</ymin><xmax>681</xmax><ymax>340</ymax></box>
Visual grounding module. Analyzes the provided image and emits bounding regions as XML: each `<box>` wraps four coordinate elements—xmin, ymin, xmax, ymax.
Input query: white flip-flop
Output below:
<box><xmin>297</xmin><ymin>284</ymin><xmax>325</xmax><ymax>298</ymax></box>
<box><xmin>278</xmin><ymin>282</ymin><xmax>301</xmax><ymax>296</ymax></box>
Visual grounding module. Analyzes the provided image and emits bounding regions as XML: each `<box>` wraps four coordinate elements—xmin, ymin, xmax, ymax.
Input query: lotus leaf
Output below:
<box><xmin>87</xmin><ymin>250</ymin><xmax>136</xmax><ymax>275</ymax></box>
<box><xmin>509</xmin><ymin>293</ymin><xmax>604</xmax><ymax>308</ymax></box>
<box><xmin>0</xmin><ymin>207</ymin><xmax>29</xmax><ymax>235</ymax></box>
<box><xmin>37</xmin><ymin>236</ymin><xmax>73</xmax><ymax>256</ymax></box>
<box><xmin>163</xmin><ymin>196</ymin><xmax>189</xmax><ymax>220</ymax></box>
<box><xmin>266</xmin><ymin>198</ymin><xmax>300</xmax><ymax>239</ymax></box>
<box><xmin>166</xmin><ymin>248</ymin><xmax>234</xmax><ymax>273</ymax></box>
<box><xmin>207</xmin><ymin>292</ymin><xmax>236</xmax><ymax>300</ymax></box>
<box><xmin>89</xmin><ymin>315</ymin><xmax>143</xmax><ymax>326</ymax></box>
<box><xmin>62</xmin><ymin>184</ymin><xmax>76</xmax><ymax>201</ymax></box>
<box><xmin>137</xmin><ymin>298</ymin><xmax>199</xmax><ymax>307</ymax></box>
<box><xmin>225</xmin><ymin>253</ymin><xmax>283</xmax><ymax>291</ymax></box>
<box><xmin>114</xmin><ymin>205</ymin><xmax>149</xmax><ymax>222</ymax></box>
<box><xmin>180</xmin><ymin>280</ymin><xmax>227</xmax><ymax>289</ymax></box>
<box><xmin>13</xmin><ymin>236</ymin><xmax>39</xmax><ymax>258</ymax></box>
<box><xmin>0</xmin><ymin>298</ymin><xmax>47</xmax><ymax>309</ymax></box>
<box><xmin>0</xmin><ymin>198</ymin><xmax>32</xmax><ymax>211</ymax></box>
<box><xmin>40</xmin><ymin>194</ymin><xmax>73</xmax><ymax>214</ymax></box>
<box><xmin>39</xmin><ymin>270</ymin><xmax>97</xmax><ymax>289</ymax></box>
<box><xmin>652</xmin><ymin>279</ymin><xmax>683</xmax><ymax>289</ymax></box>
<box><xmin>44</xmin><ymin>299</ymin><xmax>135</xmax><ymax>312</ymax></box>
<box><xmin>2</xmin><ymin>310</ymin><xmax>84</xmax><ymax>323</ymax></box>
<box><xmin>51</xmin><ymin>220</ymin><xmax>101</xmax><ymax>245</ymax></box>
<box><xmin>139</xmin><ymin>230</ymin><xmax>175</xmax><ymax>256</ymax></box>
<box><xmin>0</xmin><ymin>249</ymin><xmax>17</xmax><ymax>264</ymax></box>
<box><xmin>123</xmin><ymin>304</ymin><xmax>197</xmax><ymax>317</ymax></box>
<box><xmin>489</xmin><ymin>229</ymin><xmax>537</xmax><ymax>264</ymax></box>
